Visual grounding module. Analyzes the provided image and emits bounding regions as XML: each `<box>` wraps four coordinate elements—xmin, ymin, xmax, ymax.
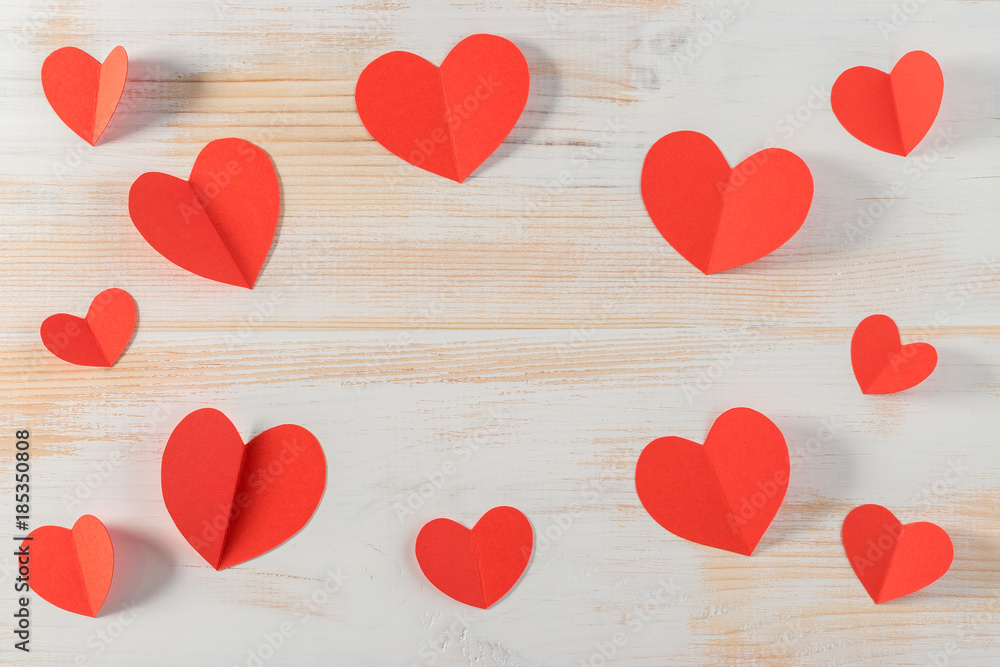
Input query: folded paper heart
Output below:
<box><xmin>635</xmin><ymin>407</ymin><xmax>789</xmax><ymax>555</ymax></box>
<box><xmin>40</xmin><ymin>288</ymin><xmax>136</xmax><ymax>367</ymax></box>
<box><xmin>128</xmin><ymin>138</ymin><xmax>280</xmax><ymax>289</ymax></box>
<box><xmin>641</xmin><ymin>131</ymin><xmax>814</xmax><ymax>274</ymax></box>
<box><xmin>161</xmin><ymin>408</ymin><xmax>326</xmax><ymax>569</ymax></box>
<box><xmin>41</xmin><ymin>46</ymin><xmax>128</xmax><ymax>145</ymax></box>
<box><xmin>415</xmin><ymin>506</ymin><xmax>532</xmax><ymax>608</ymax></box>
<box><xmin>832</xmin><ymin>51</ymin><xmax>943</xmax><ymax>156</ymax></box>
<box><xmin>851</xmin><ymin>314</ymin><xmax>937</xmax><ymax>394</ymax></box>
<box><xmin>842</xmin><ymin>504</ymin><xmax>953</xmax><ymax>604</ymax></box>
<box><xmin>22</xmin><ymin>515</ymin><xmax>114</xmax><ymax>617</ymax></box>
<box><xmin>355</xmin><ymin>34</ymin><xmax>530</xmax><ymax>183</ymax></box>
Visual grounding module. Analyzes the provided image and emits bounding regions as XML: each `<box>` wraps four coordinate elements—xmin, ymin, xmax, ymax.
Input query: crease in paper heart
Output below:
<box><xmin>851</xmin><ymin>314</ymin><xmax>937</xmax><ymax>394</ymax></box>
<box><xmin>23</xmin><ymin>515</ymin><xmax>114</xmax><ymax>617</ymax></box>
<box><xmin>641</xmin><ymin>131</ymin><xmax>814</xmax><ymax>274</ymax></box>
<box><xmin>161</xmin><ymin>408</ymin><xmax>326</xmax><ymax>570</ymax></box>
<box><xmin>41</xmin><ymin>46</ymin><xmax>128</xmax><ymax>145</ymax></box>
<box><xmin>831</xmin><ymin>51</ymin><xmax>943</xmax><ymax>156</ymax></box>
<box><xmin>635</xmin><ymin>407</ymin><xmax>790</xmax><ymax>555</ymax></box>
<box><xmin>842</xmin><ymin>504</ymin><xmax>953</xmax><ymax>604</ymax></box>
<box><xmin>40</xmin><ymin>288</ymin><xmax>136</xmax><ymax>367</ymax></box>
<box><xmin>128</xmin><ymin>138</ymin><xmax>280</xmax><ymax>289</ymax></box>
<box><xmin>355</xmin><ymin>34</ymin><xmax>530</xmax><ymax>182</ymax></box>
<box><xmin>415</xmin><ymin>506</ymin><xmax>532</xmax><ymax>608</ymax></box>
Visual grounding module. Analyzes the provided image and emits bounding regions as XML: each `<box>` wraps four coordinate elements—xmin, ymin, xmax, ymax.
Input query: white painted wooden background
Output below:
<box><xmin>2</xmin><ymin>0</ymin><xmax>999</xmax><ymax>665</ymax></box>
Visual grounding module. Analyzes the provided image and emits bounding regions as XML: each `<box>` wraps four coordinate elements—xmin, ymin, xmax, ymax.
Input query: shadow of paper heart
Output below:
<box><xmin>750</xmin><ymin>418</ymin><xmax>855</xmax><ymax>553</ymax></box>
<box><xmin>100</xmin><ymin>527</ymin><xmax>174</xmax><ymax>616</ymax></box>
<box><xmin>478</xmin><ymin>40</ymin><xmax>557</xmax><ymax>177</ymax></box>
<box><xmin>923</xmin><ymin>344</ymin><xmax>994</xmax><ymax>395</ymax></box>
<box><xmin>99</xmin><ymin>60</ymin><xmax>206</xmax><ymax>144</ymax></box>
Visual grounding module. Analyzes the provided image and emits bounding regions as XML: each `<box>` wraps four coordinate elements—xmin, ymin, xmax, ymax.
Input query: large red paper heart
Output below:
<box><xmin>40</xmin><ymin>288</ymin><xmax>136</xmax><ymax>367</ymax></box>
<box><xmin>161</xmin><ymin>408</ymin><xmax>326</xmax><ymax>569</ymax></box>
<box><xmin>641</xmin><ymin>131</ymin><xmax>814</xmax><ymax>274</ymax></box>
<box><xmin>22</xmin><ymin>515</ymin><xmax>114</xmax><ymax>617</ymax></box>
<box><xmin>635</xmin><ymin>408</ymin><xmax>789</xmax><ymax>555</ymax></box>
<box><xmin>832</xmin><ymin>51</ymin><xmax>943</xmax><ymax>156</ymax></box>
<box><xmin>128</xmin><ymin>138</ymin><xmax>279</xmax><ymax>289</ymax></box>
<box><xmin>42</xmin><ymin>46</ymin><xmax>128</xmax><ymax>145</ymax></box>
<box><xmin>851</xmin><ymin>314</ymin><xmax>937</xmax><ymax>394</ymax></box>
<box><xmin>842</xmin><ymin>504</ymin><xmax>952</xmax><ymax>604</ymax></box>
<box><xmin>415</xmin><ymin>506</ymin><xmax>532</xmax><ymax>608</ymax></box>
<box><xmin>355</xmin><ymin>34</ymin><xmax>530</xmax><ymax>183</ymax></box>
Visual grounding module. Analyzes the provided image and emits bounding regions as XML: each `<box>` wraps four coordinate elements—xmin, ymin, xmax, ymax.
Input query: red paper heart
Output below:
<box><xmin>355</xmin><ymin>34</ymin><xmax>530</xmax><ymax>183</ymax></box>
<box><xmin>40</xmin><ymin>288</ymin><xmax>136</xmax><ymax>367</ymax></box>
<box><xmin>22</xmin><ymin>515</ymin><xmax>114</xmax><ymax>617</ymax></box>
<box><xmin>42</xmin><ymin>46</ymin><xmax>128</xmax><ymax>145</ymax></box>
<box><xmin>415</xmin><ymin>506</ymin><xmax>532</xmax><ymax>608</ymax></box>
<box><xmin>842</xmin><ymin>504</ymin><xmax>953</xmax><ymax>604</ymax></box>
<box><xmin>641</xmin><ymin>131</ymin><xmax>813</xmax><ymax>274</ymax></box>
<box><xmin>851</xmin><ymin>314</ymin><xmax>937</xmax><ymax>394</ymax></box>
<box><xmin>635</xmin><ymin>408</ymin><xmax>789</xmax><ymax>555</ymax></box>
<box><xmin>128</xmin><ymin>138</ymin><xmax>280</xmax><ymax>289</ymax></box>
<box><xmin>831</xmin><ymin>51</ymin><xmax>943</xmax><ymax>157</ymax></box>
<box><xmin>161</xmin><ymin>408</ymin><xmax>326</xmax><ymax>570</ymax></box>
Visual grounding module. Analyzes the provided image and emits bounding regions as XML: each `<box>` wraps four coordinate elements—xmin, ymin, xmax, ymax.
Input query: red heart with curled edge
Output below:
<box><xmin>22</xmin><ymin>515</ymin><xmax>114</xmax><ymax>617</ymax></box>
<box><xmin>415</xmin><ymin>506</ymin><xmax>532</xmax><ymax>608</ymax></box>
<box><xmin>635</xmin><ymin>407</ymin><xmax>790</xmax><ymax>555</ymax></box>
<box><xmin>832</xmin><ymin>51</ymin><xmax>943</xmax><ymax>156</ymax></box>
<box><xmin>161</xmin><ymin>408</ymin><xmax>326</xmax><ymax>570</ymax></box>
<box><xmin>851</xmin><ymin>314</ymin><xmax>937</xmax><ymax>394</ymax></box>
<box><xmin>40</xmin><ymin>288</ymin><xmax>136</xmax><ymax>367</ymax></box>
<box><xmin>41</xmin><ymin>46</ymin><xmax>128</xmax><ymax>145</ymax></box>
<box><xmin>842</xmin><ymin>504</ymin><xmax>952</xmax><ymax>603</ymax></box>
<box><xmin>355</xmin><ymin>34</ymin><xmax>530</xmax><ymax>183</ymax></box>
<box><xmin>128</xmin><ymin>138</ymin><xmax>279</xmax><ymax>289</ymax></box>
<box><xmin>641</xmin><ymin>131</ymin><xmax>814</xmax><ymax>274</ymax></box>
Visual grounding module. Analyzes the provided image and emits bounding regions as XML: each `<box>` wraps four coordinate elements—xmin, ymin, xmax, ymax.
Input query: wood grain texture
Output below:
<box><xmin>1</xmin><ymin>0</ymin><xmax>999</xmax><ymax>665</ymax></box>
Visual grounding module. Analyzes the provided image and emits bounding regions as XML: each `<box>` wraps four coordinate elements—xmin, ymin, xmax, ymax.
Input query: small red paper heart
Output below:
<box><xmin>128</xmin><ymin>138</ymin><xmax>280</xmax><ymax>289</ymax></box>
<box><xmin>415</xmin><ymin>506</ymin><xmax>532</xmax><ymax>608</ymax></box>
<box><xmin>161</xmin><ymin>408</ymin><xmax>326</xmax><ymax>570</ymax></box>
<box><xmin>22</xmin><ymin>515</ymin><xmax>114</xmax><ymax>617</ymax></box>
<box><xmin>842</xmin><ymin>504</ymin><xmax>952</xmax><ymax>604</ymax></box>
<box><xmin>355</xmin><ymin>34</ymin><xmax>530</xmax><ymax>183</ymax></box>
<box><xmin>40</xmin><ymin>288</ymin><xmax>136</xmax><ymax>367</ymax></box>
<box><xmin>641</xmin><ymin>131</ymin><xmax>813</xmax><ymax>274</ymax></box>
<box><xmin>635</xmin><ymin>408</ymin><xmax>789</xmax><ymax>555</ymax></box>
<box><xmin>41</xmin><ymin>46</ymin><xmax>128</xmax><ymax>146</ymax></box>
<box><xmin>831</xmin><ymin>51</ymin><xmax>943</xmax><ymax>156</ymax></box>
<box><xmin>851</xmin><ymin>314</ymin><xmax>937</xmax><ymax>394</ymax></box>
